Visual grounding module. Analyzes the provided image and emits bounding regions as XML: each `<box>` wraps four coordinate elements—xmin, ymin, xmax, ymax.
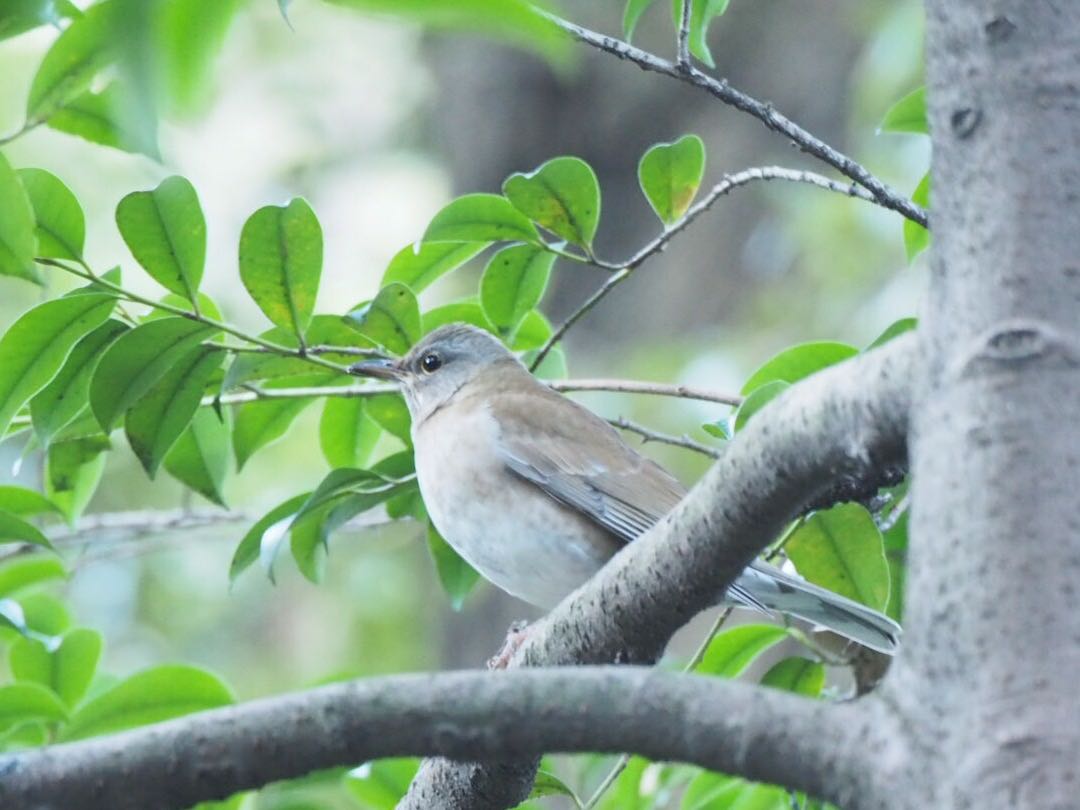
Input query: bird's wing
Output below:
<box><xmin>489</xmin><ymin>387</ymin><xmax>687</xmax><ymax>544</ymax></box>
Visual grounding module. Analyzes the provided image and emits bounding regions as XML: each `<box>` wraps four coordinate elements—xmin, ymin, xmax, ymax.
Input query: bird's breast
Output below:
<box><xmin>412</xmin><ymin>400</ymin><xmax>617</xmax><ymax>609</ymax></box>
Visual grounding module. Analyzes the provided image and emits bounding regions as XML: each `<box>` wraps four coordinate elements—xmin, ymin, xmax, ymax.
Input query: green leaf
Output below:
<box><xmin>0</xmin><ymin>294</ymin><xmax>115</xmax><ymax>437</ymax></box>
<box><xmin>232</xmin><ymin>374</ymin><xmax>334</xmax><ymax>469</ymax></box>
<box><xmin>26</xmin><ymin>1</ymin><xmax>116</xmax><ymax>122</ymax></box>
<box><xmin>125</xmin><ymin>346</ymin><xmax>224</xmax><ymax>476</ymax></box>
<box><xmin>696</xmin><ymin>623</ymin><xmax>789</xmax><ymax>677</ymax></box>
<box><xmin>29</xmin><ymin>320</ymin><xmax>127</xmax><ymax>447</ymax></box>
<box><xmin>421</xmin><ymin>299</ymin><xmax>494</xmax><ymax>335</ymax></box>
<box><xmin>480</xmin><ymin>245</ymin><xmax>555</xmax><ymax>336</ymax></box>
<box><xmin>510</xmin><ymin>309</ymin><xmax>552</xmax><ymax>351</ymax></box>
<box><xmin>0</xmin><ymin>0</ymin><xmax>80</xmax><ymax>42</ymax></box>
<box><xmin>528</xmin><ymin>770</ymin><xmax>583</xmax><ymax>806</ymax></box>
<box><xmin>294</xmin><ymin>466</ymin><xmax>408</xmax><ymax>526</ymax></box>
<box><xmin>381</xmin><ymin>241</ymin><xmax>488</xmax><ymax>293</ymax></box>
<box><xmin>681</xmin><ymin>772</ymin><xmax>741</xmax><ymax>810</ymax></box>
<box><xmin>521</xmin><ymin>346</ymin><xmax>567</xmax><ymax>380</ymax></box>
<box><xmin>740</xmin><ymin>341</ymin><xmax>857</xmax><ymax>396</ymax></box>
<box><xmin>423</xmin><ymin>194</ymin><xmax>539</xmax><ymax>245</ymax></box>
<box><xmin>0</xmin><ymin>511</ymin><xmax>53</xmax><ymax>551</ymax></box>
<box><xmin>45</xmin><ymin>436</ymin><xmax>109</xmax><ymax>522</ymax></box>
<box><xmin>320</xmin><ymin>398</ymin><xmax>379</xmax><ymax>469</ymax></box>
<box><xmin>867</xmin><ymin>317</ymin><xmax>917</xmax><ymax>350</ymax></box>
<box><xmin>324</xmin><ymin>0</ymin><xmax>569</xmax><ymax>64</ymax></box>
<box><xmin>760</xmin><ymin>656</ymin><xmax>824</xmax><ymax>697</ymax></box>
<box><xmin>880</xmin><ymin>86</ymin><xmax>927</xmax><ymax>135</ymax></box>
<box><xmin>89</xmin><ymin>316</ymin><xmax>217</xmax><ymax>431</ymax></box>
<box><xmin>223</xmin><ymin>316</ymin><xmax>366</xmax><ymax>390</ymax></box>
<box><xmin>786</xmin><ymin>503</ymin><xmax>890</xmax><ymax>611</ymax></box>
<box><xmin>623</xmin><ymin>0</ymin><xmax>657</xmax><ymax>41</ymax></box>
<box><xmin>733</xmin><ymin>380</ymin><xmax>788</xmax><ymax>433</ymax></box>
<box><xmin>344</xmin><ymin>758</ymin><xmax>420</xmax><ymax>809</ymax></box>
<box><xmin>17</xmin><ymin>168</ymin><xmax>85</xmax><ymax>261</ymax></box>
<box><xmin>503</xmin><ymin>157</ymin><xmax>600</xmax><ymax>249</ymax></box>
<box><xmin>10</xmin><ymin>628</ymin><xmax>103</xmax><ymax>708</ymax></box>
<box><xmin>345</xmin><ymin>283</ymin><xmax>421</xmax><ymax>356</ymax></box>
<box><xmin>427</xmin><ymin>523</ymin><xmax>480</xmax><ymax>611</ymax></box>
<box><xmin>158</xmin><ymin>0</ymin><xmax>242</xmax><ymax>113</ymax></box>
<box><xmin>672</xmin><ymin>0</ymin><xmax>731</xmax><ymax>68</ymax></box>
<box><xmin>149</xmin><ymin>292</ymin><xmax>223</xmax><ymax>322</ymax></box>
<box><xmin>230</xmin><ymin>493</ymin><xmax>310</xmax><ymax>584</ymax></box>
<box><xmin>239</xmin><ymin>198</ymin><xmax>323</xmax><ymax>340</ymax></box>
<box><xmin>702</xmin><ymin>419</ymin><xmax>732</xmax><ymax>440</ymax></box>
<box><xmin>15</xmin><ymin>591</ymin><xmax>71</xmax><ymax>637</ymax></box>
<box><xmin>0</xmin><ymin>556</ymin><xmax>66</xmax><ymax>599</ymax></box>
<box><xmin>60</xmin><ymin>664</ymin><xmax>233</xmax><ymax>741</ymax></box>
<box><xmin>0</xmin><ymin>151</ymin><xmax>39</xmax><ymax>283</ymax></box>
<box><xmin>164</xmin><ymin>408</ymin><xmax>231</xmax><ymax>506</ymax></box>
<box><xmin>0</xmin><ymin>683</ymin><xmax>68</xmax><ymax>734</ymax></box>
<box><xmin>116</xmin><ymin>176</ymin><xmax>206</xmax><ymax>305</ymax></box>
<box><xmin>45</xmin><ymin>82</ymin><xmax>157</xmax><ymax>158</ymax></box>
<box><xmin>0</xmin><ymin>486</ymin><xmax>61</xmax><ymax>518</ymax></box>
<box><xmin>364</xmin><ymin>393</ymin><xmax>411</xmax><ymax>445</ymax></box>
<box><xmin>904</xmin><ymin>172</ymin><xmax>931</xmax><ymax>262</ymax></box>
<box><xmin>638</xmin><ymin>134</ymin><xmax>706</xmax><ymax>225</ymax></box>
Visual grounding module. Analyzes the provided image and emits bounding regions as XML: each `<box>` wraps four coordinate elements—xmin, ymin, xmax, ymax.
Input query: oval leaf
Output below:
<box><xmin>124</xmin><ymin>346</ymin><xmax>224</xmax><ymax>476</ymax></box>
<box><xmin>29</xmin><ymin>319</ymin><xmax>128</xmax><ymax>446</ymax></box>
<box><xmin>760</xmin><ymin>656</ymin><xmax>824</xmax><ymax>697</ymax></box>
<box><xmin>116</xmin><ymin>175</ymin><xmax>206</xmax><ymax>305</ymax></box>
<box><xmin>0</xmin><ymin>294</ymin><xmax>115</xmax><ymax>437</ymax></box>
<box><xmin>0</xmin><ymin>683</ymin><xmax>68</xmax><ymax>733</ymax></box>
<box><xmin>163</xmin><ymin>408</ymin><xmax>231</xmax><ymax>507</ymax></box>
<box><xmin>89</xmin><ymin>317</ymin><xmax>217</xmax><ymax>432</ymax></box>
<box><xmin>904</xmin><ymin>172</ymin><xmax>931</xmax><ymax>262</ymax></box>
<box><xmin>733</xmin><ymin>380</ymin><xmax>789</xmax><ymax>433</ymax></box>
<box><xmin>423</xmin><ymin>193</ymin><xmax>539</xmax><ymax>244</ymax></box>
<box><xmin>232</xmin><ymin>374</ymin><xmax>335</xmax><ymax>469</ymax></box>
<box><xmin>786</xmin><ymin>503</ymin><xmax>890</xmax><ymax>611</ymax></box>
<box><xmin>0</xmin><ymin>151</ymin><xmax>40</xmax><ymax>283</ymax></box>
<box><xmin>427</xmin><ymin>522</ymin><xmax>480</xmax><ymax>611</ymax></box>
<box><xmin>26</xmin><ymin>1</ymin><xmax>116</xmax><ymax>122</ymax></box>
<box><xmin>696</xmin><ymin>623</ymin><xmax>789</xmax><ymax>677</ymax></box>
<box><xmin>230</xmin><ymin>492</ymin><xmax>310</xmax><ymax>584</ymax></box>
<box><xmin>239</xmin><ymin>198</ymin><xmax>322</xmax><ymax>340</ymax></box>
<box><xmin>421</xmin><ymin>298</ymin><xmax>494</xmax><ymax>336</ymax></box>
<box><xmin>45</xmin><ymin>436</ymin><xmax>109</xmax><ymax>523</ymax></box>
<box><xmin>60</xmin><ymin>664</ymin><xmax>233</xmax><ymax>741</ymax></box>
<box><xmin>880</xmin><ymin>86</ymin><xmax>927</xmax><ymax>135</ymax></box>
<box><xmin>18</xmin><ymin>167</ymin><xmax>85</xmax><ymax>261</ymax></box>
<box><xmin>479</xmin><ymin>244</ymin><xmax>555</xmax><ymax>335</ymax></box>
<box><xmin>380</xmin><ymin>241</ymin><xmax>488</xmax><ymax>293</ymax></box>
<box><xmin>46</xmin><ymin>82</ymin><xmax>158</xmax><ymax>159</ymax></box>
<box><xmin>740</xmin><ymin>341</ymin><xmax>858</xmax><ymax>396</ymax></box>
<box><xmin>345</xmin><ymin>283</ymin><xmax>420</xmax><ymax>356</ymax></box>
<box><xmin>0</xmin><ymin>486</ymin><xmax>62</xmax><ymax>519</ymax></box>
<box><xmin>0</xmin><ymin>511</ymin><xmax>53</xmax><ymax>551</ymax></box>
<box><xmin>319</xmin><ymin>397</ymin><xmax>379</xmax><ymax>469</ymax></box>
<box><xmin>638</xmin><ymin>134</ymin><xmax>706</xmax><ymax>225</ymax></box>
<box><xmin>503</xmin><ymin>156</ymin><xmax>600</xmax><ymax>249</ymax></box>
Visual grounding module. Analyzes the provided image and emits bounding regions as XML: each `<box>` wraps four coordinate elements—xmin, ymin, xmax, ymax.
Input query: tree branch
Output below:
<box><xmin>0</xmin><ymin>667</ymin><xmax>896</xmax><ymax>810</ymax></box>
<box><xmin>402</xmin><ymin>333</ymin><xmax>916</xmax><ymax>809</ymax></box>
<box><xmin>676</xmin><ymin>0</ymin><xmax>693</xmax><ymax>67</ymax></box>
<box><xmin>540</xmin><ymin>12</ymin><xmax>927</xmax><ymax>227</ymax></box>
<box><xmin>530</xmin><ymin>166</ymin><xmax>879</xmax><ymax>369</ymax></box>
<box><xmin>608</xmin><ymin>415</ymin><xmax>721</xmax><ymax>458</ymax></box>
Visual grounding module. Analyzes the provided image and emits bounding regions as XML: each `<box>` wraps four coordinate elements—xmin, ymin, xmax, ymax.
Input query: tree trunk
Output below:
<box><xmin>893</xmin><ymin>2</ymin><xmax>1080</xmax><ymax>806</ymax></box>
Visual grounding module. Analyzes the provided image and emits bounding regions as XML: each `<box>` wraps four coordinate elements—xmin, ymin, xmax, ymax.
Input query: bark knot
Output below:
<box><xmin>984</xmin><ymin>16</ymin><xmax>1017</xmax><ymax>44</ymax></box>
<box><xmin>950</xmin><ymin>107</ymin><xmax>982</xmax><ymax>139</ymax></box>
<box><xmin>954</xmin><ymin>321</ymin><xmax>1080</xmax><ymax>379</ymax></box>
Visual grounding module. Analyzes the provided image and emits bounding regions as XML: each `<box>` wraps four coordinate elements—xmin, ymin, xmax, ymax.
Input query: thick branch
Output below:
<box><xmin>0</xmin><ymin>667</ymin><xmax>892</xmax><ymax>810</ymax></box>
<box><xmin>543</xmin><ymin>13</ymin><xmax>927</xmax><ymax>227</ymax></box>
<box><xmin>402</xmin><ymin>334</ymin><xmax>916</xmax><ymax>808</ymax></box>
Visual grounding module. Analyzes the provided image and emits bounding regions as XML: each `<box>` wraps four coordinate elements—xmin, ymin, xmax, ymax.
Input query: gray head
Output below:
<box><xmin>351</xmin><ymin>323</ymin><xmax>525</xmax><ymax>422</ymax></box>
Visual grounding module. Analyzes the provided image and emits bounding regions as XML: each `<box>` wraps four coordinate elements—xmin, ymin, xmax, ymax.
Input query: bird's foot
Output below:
<box><xmin>487</xmin><ymin>620</ymin><xmax>530</xmax><ymax>670</ymax></box>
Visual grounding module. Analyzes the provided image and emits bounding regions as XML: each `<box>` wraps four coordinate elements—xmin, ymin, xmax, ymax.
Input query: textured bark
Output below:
<box><xmin>887</xmin><ymin>2</ymin><xmax>1080</xmax><ymax>807</ymax></box>
<box><xmin>0</xmin><ymin>668</ymin><xmax>889</xmax><ymax>810</ymax></box>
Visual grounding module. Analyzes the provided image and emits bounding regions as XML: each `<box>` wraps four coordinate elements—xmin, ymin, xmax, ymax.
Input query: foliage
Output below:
<box><xmin>0</xmin><ymin>1</ymin><xmax>925</xmax><ymax>808</ymax></box>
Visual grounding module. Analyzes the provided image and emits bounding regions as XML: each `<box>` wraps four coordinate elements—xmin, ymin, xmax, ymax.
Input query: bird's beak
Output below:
<box><xmin>349</xmin><ymin>358</ymin><xmax>403</xmax><ymax>380</ymax></box>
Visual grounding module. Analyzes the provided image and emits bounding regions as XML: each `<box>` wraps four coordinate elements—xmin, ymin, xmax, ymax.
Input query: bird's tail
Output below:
<box><xmin>731</xmin><ymin>561</ymin><xmax>901</xmax><ymax>655</ymax></box>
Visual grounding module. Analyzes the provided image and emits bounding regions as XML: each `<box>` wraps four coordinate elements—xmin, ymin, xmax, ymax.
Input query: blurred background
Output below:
<box><xmin>0</xmin><ymin>0</ymin><xmax>925</xmax><ymax>804</ymax></box>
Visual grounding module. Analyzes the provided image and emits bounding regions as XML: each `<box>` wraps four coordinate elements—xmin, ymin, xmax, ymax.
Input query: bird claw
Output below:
<box><xmin>487</xmin><ymin>620</ymin><xmax>530</xmax><ymax>670</ymax></box>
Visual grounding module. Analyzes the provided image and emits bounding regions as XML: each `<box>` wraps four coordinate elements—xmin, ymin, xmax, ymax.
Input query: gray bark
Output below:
<box><xmin>885</xmin><ymin>2</ymin><xmax>1080</xmax><ymax>807</ymax></box>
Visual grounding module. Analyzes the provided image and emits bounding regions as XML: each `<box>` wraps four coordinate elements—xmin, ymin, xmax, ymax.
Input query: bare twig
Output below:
<box><xmin>608</xmin><ymin>416</ymin><xmax>720</xmax><ymax>458</ymax></box>
<box><xmin>540</xmin><ymin>11</ymin><xmax>927</xmax><ymax>228</ymax></box>
<box><xmin>677</xmin><ymin>0</ymin><xmax>693</xmax><ymax>67</ymax></box>
<box><xmin>532</xmin><ymin>166</ymin><xmax>875</xmax><ymax>369</ymax></box>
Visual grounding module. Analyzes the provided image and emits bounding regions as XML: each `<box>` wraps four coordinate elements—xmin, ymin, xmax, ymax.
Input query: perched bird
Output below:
<box><xmin>354</xmin><ymin>323</ymin><xmax>900</xmax><ymax>654</ymax></box>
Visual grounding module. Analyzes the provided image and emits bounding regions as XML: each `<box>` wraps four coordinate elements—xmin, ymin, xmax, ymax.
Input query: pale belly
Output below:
<box><xmin>413</xmin><ymin>404</ymin><xmax>619</xmax><ymax>609</ymax></box>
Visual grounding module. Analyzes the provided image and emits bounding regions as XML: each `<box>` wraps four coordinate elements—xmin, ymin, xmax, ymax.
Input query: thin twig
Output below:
<box><xmin>531</xmin><ymin>166</ymin><xmax>874</xmax><ymax>369</ymax></box>
<box><xmin>540</xmin><ymin>10</ymin><xmax>927</xmax><ymax>228</ymax></box>
<box><xmin>677</xmin><ymin>0</ymin><xmax>693</xmax><ymax>67</ymax></box>
<box><xmin>608</xmin><ymin>416</ymin><xmax>720</xmax><ymax>458</ymax></box>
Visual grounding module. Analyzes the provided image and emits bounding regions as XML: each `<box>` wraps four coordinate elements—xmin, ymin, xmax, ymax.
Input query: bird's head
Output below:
<box><xmin>350</xmin><ymin>323</ymin><xmax>524</xmax><ymax>422</ymax></box>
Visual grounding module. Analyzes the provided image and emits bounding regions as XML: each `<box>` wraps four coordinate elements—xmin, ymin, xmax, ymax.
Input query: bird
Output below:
<box><xmin>353</xmin><ymin>323</ymin><xmax>900</xmax><ymax>654</ymax></box>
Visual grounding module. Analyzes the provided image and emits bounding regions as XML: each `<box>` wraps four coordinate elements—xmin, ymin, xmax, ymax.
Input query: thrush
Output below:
<box><xmin>354</xmin><ymin>323</ymin><xmax>900</xmax><ymax>654</ymax></box>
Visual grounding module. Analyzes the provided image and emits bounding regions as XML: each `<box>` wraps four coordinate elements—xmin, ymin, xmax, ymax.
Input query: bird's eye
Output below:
<box><xmin>420</xmin><ymin>352</ymin><xmax>442</xmax><ymax>373</ymax></box>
